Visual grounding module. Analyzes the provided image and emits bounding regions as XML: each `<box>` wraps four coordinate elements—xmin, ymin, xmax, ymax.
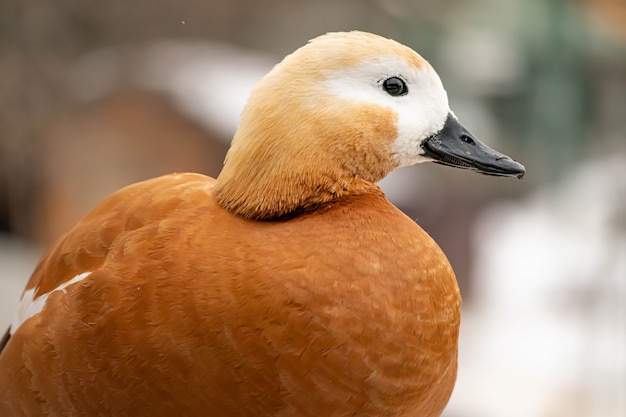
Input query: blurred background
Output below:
<box><xmin>0</xmin><ymin>0</ymin><xmax>624</xmax><ymax>416</ymax></box>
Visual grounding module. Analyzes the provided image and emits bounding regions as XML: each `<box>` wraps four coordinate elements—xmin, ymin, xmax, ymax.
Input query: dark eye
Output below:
<box><xmin>382</xmin><ymin>76</ymin><xmax>408</xmax><ymax>97</ymax></box>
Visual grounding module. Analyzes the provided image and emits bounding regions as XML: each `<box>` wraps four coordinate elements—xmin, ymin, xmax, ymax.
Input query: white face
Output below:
<box><xmin>323</xmin><ymin>57</ymin><xmax>450</xmax><ymax>167</ymax></box>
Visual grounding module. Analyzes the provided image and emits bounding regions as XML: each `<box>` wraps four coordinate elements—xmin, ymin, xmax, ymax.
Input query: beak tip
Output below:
<box><xmin>510</xmin><ymin>160</ymin><xmax>526</xmax><ymax>179</ymax></box>
<box><xmin>499</xmin><ymin>159</ymin><xmax>525</xmax><ymax>179</ymax></box>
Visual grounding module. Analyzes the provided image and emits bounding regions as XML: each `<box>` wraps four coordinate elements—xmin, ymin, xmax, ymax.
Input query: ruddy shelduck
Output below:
<box><xmin>0</xmin><ymin>31</ymin><xmax>524</xmax><ymax>417</ymax></box>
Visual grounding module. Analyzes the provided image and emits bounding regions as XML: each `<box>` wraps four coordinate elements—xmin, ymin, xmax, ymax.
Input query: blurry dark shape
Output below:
<box><xmin>0</xmin><ymin>168</ymin><xmax>10</xmax><ymax>233</ymax></box>
<box><xmin>31</xmin><ymin>90</ymin><xmax>228</xmax><ymax>244</ymax></box>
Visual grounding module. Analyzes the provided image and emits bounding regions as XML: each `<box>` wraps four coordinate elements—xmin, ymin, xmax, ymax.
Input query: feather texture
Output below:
<box><xmin>0</xmin><ymin>31</ymin><xmax>473</xmax><ymax>417</ymax></box>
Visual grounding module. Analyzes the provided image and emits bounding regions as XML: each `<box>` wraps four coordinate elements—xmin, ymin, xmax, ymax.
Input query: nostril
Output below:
<box><xmin>460</xmin><ymin>135</ymin><xmax>475</xmax><ymax>145</ymax></box>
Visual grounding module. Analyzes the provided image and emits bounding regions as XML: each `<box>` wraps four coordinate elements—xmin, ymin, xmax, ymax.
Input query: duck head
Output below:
<box><xmin>214</xmin><ymin>31</ymin><xmax>525</xmax><ymax>219</ymax></box>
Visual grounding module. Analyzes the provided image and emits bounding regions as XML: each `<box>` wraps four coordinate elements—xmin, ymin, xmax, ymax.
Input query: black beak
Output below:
<box><xmin>421</xmin><ymin>114</ymin><xmax>525</xmax><ymax>178</ymax></box>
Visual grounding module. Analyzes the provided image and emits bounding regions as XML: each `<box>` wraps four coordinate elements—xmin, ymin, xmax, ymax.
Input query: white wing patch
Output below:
<box><xmin>10</xmin><ymin>272</ymin><xmax>92</xmax><ymax>335</ymax></box>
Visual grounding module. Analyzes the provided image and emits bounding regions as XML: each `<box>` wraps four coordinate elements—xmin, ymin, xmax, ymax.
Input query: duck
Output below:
<box><xmin>0</xmin><ymin>31</ymin><xmax>524</xmax><ymax>417</ymax></box>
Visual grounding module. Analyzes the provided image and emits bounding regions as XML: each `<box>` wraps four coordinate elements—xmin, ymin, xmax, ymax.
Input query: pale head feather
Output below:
<box><xmin>214</xmin><ymin>31</ymin><xmax>450</xmax><ymax>219</ymax></box>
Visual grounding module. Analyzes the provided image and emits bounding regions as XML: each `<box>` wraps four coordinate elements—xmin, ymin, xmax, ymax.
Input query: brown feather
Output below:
<box><xmin>0</xmin><ymin>174</ymin><xmax>460</xmax><ymax>417</ymax></box>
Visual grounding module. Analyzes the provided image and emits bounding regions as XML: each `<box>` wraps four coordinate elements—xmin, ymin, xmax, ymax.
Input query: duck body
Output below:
<box><xmin>0</xmin><ymin>31</ymin><xmax>524</xmax><ymax>416</ymax></box>
<box><xmin>0</xmin><ymin>173</ymin><xmax>459</xmax><ymax>417</ymax></box>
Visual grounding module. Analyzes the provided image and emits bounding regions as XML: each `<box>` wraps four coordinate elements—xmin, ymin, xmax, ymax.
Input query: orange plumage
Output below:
<box><xmin>0</xmin><ymin>31</ymin><xmax>523</xmax><ymax>417</ymax></box>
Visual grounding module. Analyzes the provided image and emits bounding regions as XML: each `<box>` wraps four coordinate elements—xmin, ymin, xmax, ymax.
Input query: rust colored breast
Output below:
<box><xmin>0</xmin><ymin>173</ymin><xmax>460</xmax><ymax>417</ymax></box>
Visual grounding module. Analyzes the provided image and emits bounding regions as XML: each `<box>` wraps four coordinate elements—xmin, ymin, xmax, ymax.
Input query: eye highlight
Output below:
<box><xmin>382</xmin><ymin>76</ymin><xmax>408</xmax><ymax>97</ymax></box>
